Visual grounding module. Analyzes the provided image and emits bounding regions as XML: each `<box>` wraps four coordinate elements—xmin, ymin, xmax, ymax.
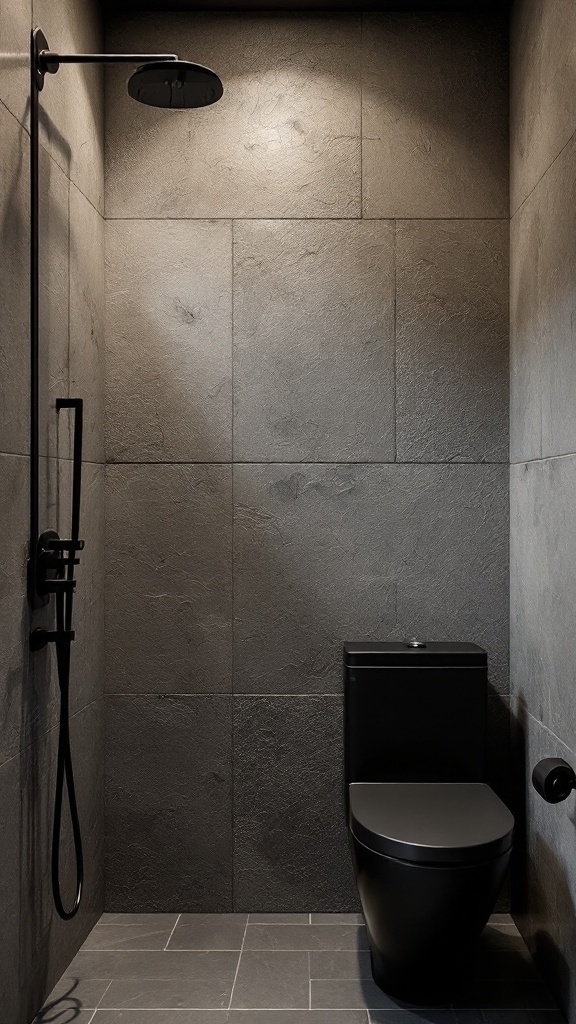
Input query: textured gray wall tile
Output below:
<box><xmin>510</xmin><ymin>0</ymin><xmax>576</xmax><ymax>214</ymax></box>
<box><xmin>513</xmin><ymin>137</ymin><xmax>576</xmax><ymax>462</ymax></box>
<box><xmin>233</xmin><ymin>695</ymin><xmax>358</xmax><ymax>912</ymax></box>
<box><xmin>362</xmin><ymin>14</ymin><xmax>508</xmax><ymax>218</ymax></box>
<box><xmin>511</xmin><ymin>707</ymin><xmax>576</xmax><ymax>1019</ymax></box>
<box><xmin>106</xmin><ymin>220</ymin><xmax>232</xmax><ymax>463</ymax></box>
<box><xmin>511</xmin><ymin>457</ymin><xmax>576</xmax><ymax>754</ymax></box>
<box><xmin>0</xmin><ymin>0</ymin><xmax>30</xmax><ymax>126</ymax></box>
<box><xmin>0</xmin><ymin>699</ymin><xmax>103</xmax><ymax>1024</ymax></box>
<box><xmin>38</xmin><ymin>147</ymin><xmax>70</xmax><ymax>460</ymax></box>
<box><xmin>510</xmin><ymin>198</ymin><xmax>543</xmax><ymax>464</ymax></box>
<box><xmin>396</xmin><ymin>220</ymin><xmax>508</xmax><ymax>463</ymax></box>
<box><xmin>233</xmin><ymin>220</ymin><xmax>395</xmax><ymax>462</ymax></box>
<box><xmin>233</xmin><ymin>464</ymin><xmax>398</xmax><ymax>694</ymax></box>
<box><xmin>234</xmin><ymin>463</ymin><xmax>508</xmax><ymax>695</ymax></box>
<box><xmin>393</xmin><ymin>463</ymin><xmax>509</xmax><ymax>695</ymax></box>
<box><xmin>69</xmin><ymin>183</ymin><xmax>105</xmax><ymax>464</ymax></box>
<box><xmin>105</xmin><ymin>13</ymin><xmax>361</xmax><ymax>219</ymax></box>
<box><xmin>0</xmin><ymin>103</ymin><xmax>29</xmax><ymax>456</ymax></box>
<box><xmin>105</xmin><ymin>694</ymin><xmax>233</xmax><ymax>911</ymax></box>
<box><xmin>105</xmin><ymin>464</ymin><xmax>232</xmax><ymax>694</ymax></box>
<box><xmin>33</xmin><ymin>0</ymin><xmax>104</xmax><ymax>212</ymax></box>
<box><xmin>72</xmin><ymin>462</ymin><xmax>105</xmax><ymax>715</ymax></box>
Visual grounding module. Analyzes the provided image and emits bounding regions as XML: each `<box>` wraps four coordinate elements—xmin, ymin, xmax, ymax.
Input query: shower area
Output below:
<box><xmin>1</xmin><ymin>0</ymin><xmax>576</xmax><ymax>1021</ymax></box>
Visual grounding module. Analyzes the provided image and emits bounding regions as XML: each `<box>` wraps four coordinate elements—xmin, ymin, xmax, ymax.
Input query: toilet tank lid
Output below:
<box><xmin>343</xmin><ymin>641</ymin><xmax>487</xmax><ymax>667</ymax></box>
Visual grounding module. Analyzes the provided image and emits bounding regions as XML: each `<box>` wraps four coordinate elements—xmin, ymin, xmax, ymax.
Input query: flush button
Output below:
<box><xmin>406</xmin><ymin>638</ymin><xmax>426</xmax><ymax>648</ymax></box>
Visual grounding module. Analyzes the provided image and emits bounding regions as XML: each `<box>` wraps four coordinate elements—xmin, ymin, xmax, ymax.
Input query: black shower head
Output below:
<box><xmin>128</xmin><ymin>60</ymin><xmax>223</xmax><ymax>108</ymax></box>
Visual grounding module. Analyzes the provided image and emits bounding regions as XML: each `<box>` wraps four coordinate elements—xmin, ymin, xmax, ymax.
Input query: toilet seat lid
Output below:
<box><xmin>349</xmin><ymin>782</ymin><xmax>514</xmax><ymax>865</ymax></box>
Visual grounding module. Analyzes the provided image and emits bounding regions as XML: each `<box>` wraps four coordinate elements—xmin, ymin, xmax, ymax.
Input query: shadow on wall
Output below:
<box><xmin>511</xmin><ymin>697</ymin><xmax>575</xmax><ymax>1017</ymax></box>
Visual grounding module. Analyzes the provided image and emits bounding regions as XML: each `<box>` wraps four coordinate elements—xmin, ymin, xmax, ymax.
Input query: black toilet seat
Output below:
<box><xmin>349</xmin><ymin>782</ymin><xmax>514</xmax><ymax>866</ymax></box>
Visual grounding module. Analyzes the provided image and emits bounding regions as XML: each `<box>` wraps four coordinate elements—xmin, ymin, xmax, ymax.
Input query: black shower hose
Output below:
<box><xmin>52</xmin><ymin>589</ymin><xmax>83</xmax><ymax>920</ymax></box>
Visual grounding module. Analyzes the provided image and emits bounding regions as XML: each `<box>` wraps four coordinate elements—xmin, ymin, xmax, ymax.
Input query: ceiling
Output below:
<box><xmin>104</xmin><ymin>1</ymin><xmax>509</xmax><ymax>12</ymax></box>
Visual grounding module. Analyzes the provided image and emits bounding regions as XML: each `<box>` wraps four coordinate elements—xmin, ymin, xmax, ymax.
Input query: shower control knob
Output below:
<box><xmin>532</xmin><ymin>758</ymin><xmax>576</xmax><ymax>803</ymax></box>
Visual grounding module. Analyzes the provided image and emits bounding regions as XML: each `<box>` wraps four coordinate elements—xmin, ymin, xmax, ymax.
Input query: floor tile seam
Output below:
<box><xmin>164</xmin><ymin>913</ymin><xmax>182</xmax><ymax>950</ymax></box>
<box><xmin>104</xmin><ymin>215</ymin><xmax>510</xmax><ymax>222</ymax></box>
<box><xmin>227</xmin><ymin>914</ymin><xmax>249</xmax><ymax>1009</ymax></box>
<box><xmin>94</xmin><ymin>980</ymin><xmax>114</xmax><ymax>1010</ymax></box>
<box><xmin>308</xmin><ymin>951</ymin><xmax>311</xmax><ymax>1009</ymax></box>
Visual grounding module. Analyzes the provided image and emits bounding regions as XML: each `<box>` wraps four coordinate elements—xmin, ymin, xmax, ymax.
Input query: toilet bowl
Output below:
<box><xmin>349</xmin><ymin>781</ymin><xmax>513</xmax><ymax>996</ymax></box>
<box><xmin>344</xmin><ymin>641</ymin><xmax>515</xmax><ymax>1000</ymax></box>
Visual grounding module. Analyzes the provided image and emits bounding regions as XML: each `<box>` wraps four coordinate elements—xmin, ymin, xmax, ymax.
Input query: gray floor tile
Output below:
<box><xmin>99</xmin><ymin>914</ymin><xmax>180</xmax><ymax>927</ymax></box>
<box><xmin>244</xmin><ymin>924</ymin><xmax>369</xmax><ymax>951</ymax></box>
<box><xmin>167</xmin><ymin>914</ymin><xmax>248</xmax><ymax>950</ymax></box>
<box><xmin>482</xmin><ymin>1014</ymin><xmax>565</xmax><ymax>1024</ymax></box>
<box><xmin>36</xmin><ymin>1013</ymin><xmax>96</xmax><ymax>1023</ymax></box>
<box><xmin>36</xmin><ymin>978</ymin><xmax>112</xmax><ymax>1020</ymax></box>
<box><xmin>369</xmin><ymin>1013</ymin><xmax>456</xmax><ymax>1024</ymax></box>
<box><xmin>231</xmin><ymin>950</ymin><xmax>309</xmax><ymax>1010</ymax></box>
<box><xmin>249</xmin><ymin>914</ymin><xmax>310</xmax><ymax>924</ymax></box>
<box><xmin>100</xmin><ymin>974</ymin><xmax>235</xmax><ymax>1010</ymax></box>
<box><xmin>309</xmin><ymin>950</ymin><xmax>372</xmax><ymax>980</ymax></box>
<box><xmin>94</xmin><ymin>1013</ymin><xmax>228</xmax><ymax>1023</ymax></box>
<box><xmin>311</xmin><ymin>914</ymin><xmax>364</xmax><ymax>925</ymax></box>
<box><xmin>227</xmin><ymin>1014</ymin><xmax>369</xmax><ymax>1023</ymax></box>
<box><xmin>311</xmin><ymin>979</ymin><xmax>421</xmax><ymax>1010</ymax></box>
<box><xmin>106</xmin><ymin>950</ymin><xmax>239</xmax><ymax>981</ymax></box>
<box><xmin>66</xmin><ymin>951</ymin><xmax>125</xmax><ymax>978</ymax></box>
<box><xmin>82</xmin><ymin>923</ymin><xmax>175</xmax><ymax>951</ymax></box>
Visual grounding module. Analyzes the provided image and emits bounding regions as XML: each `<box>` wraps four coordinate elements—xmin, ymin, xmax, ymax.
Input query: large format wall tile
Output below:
<box><xmin>0</xmin><ymin>0</ymin><xmax>30</xmax><ymax>126</ymax></box>
<box><xmin>233</xmin><ymin>220</ymin><xmax>395</xmax><ymax>462</ymax></box>
<box><xmin>233</xmin><ymin>695</ymin><xmax>357</xmax><ymax>912</ymax></box>
<box><xmin>511</xmin><ymin>706</ymin><xmax>576</xmax><ymax>1017</ymax></box>
<box><xmin>362</xmin><ymin>14</ymin><xmax>508</xmax><ymax>219</ymax></box>
<box><xmin>511</xmin><ymin>456</ymin><xmax>576</xmax><ymax>755</ymax></box>
<box><xmin>106</xmin><ymin>220</ymin><xmax>232</xmax><ymax>463</ymax></box>
<box><xmin>234</xmin><ymin>463</ymin><xmax>508</xmax><ymax>695</ymax></box>
<box><xmin>396</xmin><ymin>220</ymin><xmax>508</xmax><ymax>463</ymax></box>
<box><xmin>511</xmin><ymin>0</ymin><xmax>576</xmax><ymax>214</ymax></box>
<box><xmin>71</xmin><ymin>462</ymin><xmax>105</xmax><ymax>715</ymax></box>
<box><xmin>512</xmin><ymin>136</ymin><xmax>576</xmax><ymax>462</ymax></box>
<box><xmin>69</xmin><ymin>183</ymin><xmax>105</xmax><ymax>464</ymax></box>
<box><xmin>0</xmin><ymin>102</ymin><xmax>29</xmax><ymax>456</ymax></box>
<box><xmin>105</xmin><ymin>13</ymin><xmax>361</xmax><ymax>219</ymax></box>
<box><xmin>33</xmin><ymin>0</ymin><xmax>104</xmax><ymax>213</ymax></box>
<box><xmin>106</xmin><ymin>464</ymin><xmax>232</xmax><ymax>694</ymax></box>
<box><xmin>38</xmin><ymin>146</ymin><xmax>70</xmax><ymax>460</ymax></box>
<box><xmin>105</xmin><ymin>694</ymin><xmax>233</xmax><ymax>911</ymax></box>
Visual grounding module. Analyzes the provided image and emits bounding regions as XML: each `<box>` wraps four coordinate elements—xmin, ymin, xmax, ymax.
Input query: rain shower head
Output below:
<box><xmin>128</xmin><ymin>60</ymin><xmax>223</xmax><ymax>108</ymax></box>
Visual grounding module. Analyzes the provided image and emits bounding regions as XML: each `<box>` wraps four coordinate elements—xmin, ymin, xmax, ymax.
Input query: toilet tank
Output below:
<box><xmin>344</xmin><ymin>642</ymin><xmax>487</xmax><ymax>785</ymax></box>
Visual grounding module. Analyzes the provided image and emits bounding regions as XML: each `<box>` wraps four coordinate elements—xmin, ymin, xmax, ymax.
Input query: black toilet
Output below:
<box><xmin>344</xmin><ymin>641</ymin><xmax>514</xmax><ymax>1000</ymax></box>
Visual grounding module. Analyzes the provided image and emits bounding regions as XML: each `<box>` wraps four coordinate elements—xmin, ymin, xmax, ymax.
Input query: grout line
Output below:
<box><xmin>163</xmin><ymin>913</ymin><xmax>182</xmax><ymax>951</ymax></box>
<box><xmin>227</xmin><ymin>914</ymin><xmax>249</xmax><ymax>1010</ymax></box>
<box><xmin>94</xmin><ymin>980</ymin><xmax>113</xmax><ymax>1010</ymax></box>
<box><xmin>511</xmin><ymin>121</ymin><xmax>576</xmax><ymax>221</ymax></box>
<box><xmin>308</xmin><ymin>950</ymin><xmax>311</xmax><ymax>1009</ymax></box>
<box><xmin>511</xmin><ymin>451</ymin><xmax>576</xmax><ymax>466</ymax></box>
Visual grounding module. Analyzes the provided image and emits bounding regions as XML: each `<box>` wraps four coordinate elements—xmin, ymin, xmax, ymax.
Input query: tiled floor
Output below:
<box><xmin>34</xmin><ymin>913</ymin><xmax>564</xmax><ymax>1024</ymax></box>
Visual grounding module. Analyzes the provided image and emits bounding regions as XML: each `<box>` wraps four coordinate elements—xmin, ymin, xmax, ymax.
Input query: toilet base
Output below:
<box><xmin>351</xmin><ymin>835</ymin><xmax>511</xmax><ymax>1002</ymax></box>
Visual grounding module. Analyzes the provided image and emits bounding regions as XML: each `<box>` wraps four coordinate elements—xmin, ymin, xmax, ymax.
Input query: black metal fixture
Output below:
<box><xmin>28</xmin><ymin>27</ymin><xmax>223</xmax><ymax>921</ymax></box>
<box><xmin>532</xmin><ymin>758</ymin><xmax>576</xmax><ymax>804</ymax></box>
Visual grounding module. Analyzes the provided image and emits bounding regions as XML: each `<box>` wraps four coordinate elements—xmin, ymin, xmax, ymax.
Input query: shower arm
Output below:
<box><xmin>37</xmin><ymin>51</ymin><xmax>178</xmax><ymax>70</ymax></box>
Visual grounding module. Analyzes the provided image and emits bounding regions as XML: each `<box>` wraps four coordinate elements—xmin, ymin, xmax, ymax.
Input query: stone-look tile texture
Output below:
<box><xmin>234</xmin><ymin>696</ymin><xmax>357</xmax><ymax>912</ymax></box>
<box><xmin>105</xmin><ymin>464</ymin><xmax>232</xmax><ymax>694</ymax></box>
<box><xmin>510</xmin><ymin>0</ymin><xmax>576</xmax><ymax>215</ymax></box>
<box><xmin>362</xmin><ymin>14</ymin><xmax>508</xmax><ymax>219</ymax></box>
<box><xmin>106</xmin><ymin>219</ymin><xmax>233</xmax><ymax>463</ymax></box>
<box><xmin>105</xmin><ymin>13</ymin><xmax>361</xmax><ymax>220</ymax></box>
<box><xmin>396</xmin><ymin>220</ymin><xmax>509</xmax><ymax>463</ymax></box>
<box><xmin>105</xmin><ymin>695</ymin><xmax>233</xmax><ymax>911</ymax></box>
<box><xmin>0</xmin><ymin>0</ymin><xmax>106</xmax><ymax>1020</ymax></box>
<box><xmin>233</xmin><ymin>220</ymin><xmax>395</xmax><ymax>462</ymax></box>
<box><xmin>510</xmin><ymin>2</ymin><xmax>576</xmax><ymax>1019</ymax></box>
<box><xmin>104</xmin><ymin>12</ymin><xmax>509</xmax><ymax>918</ymax></box>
